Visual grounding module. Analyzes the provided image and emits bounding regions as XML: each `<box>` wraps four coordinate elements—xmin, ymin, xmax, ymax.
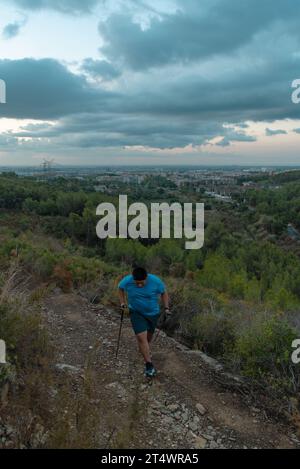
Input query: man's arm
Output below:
<box><xmin>118</xmin><ymin>288</ymin><xmax>126</xmax><ymax>308</ymax></box>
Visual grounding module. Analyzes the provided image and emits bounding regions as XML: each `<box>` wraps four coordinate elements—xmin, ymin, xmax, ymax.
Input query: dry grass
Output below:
<box><xmin>0</xmin><ymin>261</ymin><xmax>54</xmax><ymax>448</ymax></box>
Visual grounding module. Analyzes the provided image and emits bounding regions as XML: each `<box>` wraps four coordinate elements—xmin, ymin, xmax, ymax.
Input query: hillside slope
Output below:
<box><xmin>36</xmin><ymin>290</ymin><xmax>300</xmax><ymax>449</ymax></box>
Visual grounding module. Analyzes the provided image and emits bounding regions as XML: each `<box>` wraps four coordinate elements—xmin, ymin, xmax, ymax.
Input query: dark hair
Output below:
<box><xmin>132</xmin><ymin>267</ymin><xmax>147</xmax><ymax>281</ymax></box>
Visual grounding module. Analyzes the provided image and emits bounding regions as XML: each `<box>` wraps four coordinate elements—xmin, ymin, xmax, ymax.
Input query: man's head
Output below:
<box><xmin>132</xmin><ymin>267</ymin><xmax>147</xmax><ymax>287</ymax></box>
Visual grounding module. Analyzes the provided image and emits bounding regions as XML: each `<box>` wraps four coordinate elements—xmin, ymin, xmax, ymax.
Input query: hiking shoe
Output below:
<box><xmin>144</xmin><ymin>362</ymin><xmax>157</xmax><ymax>378</ymax></box>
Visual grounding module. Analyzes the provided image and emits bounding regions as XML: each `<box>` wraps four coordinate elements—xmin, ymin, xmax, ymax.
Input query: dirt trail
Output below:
<box><xmin>42</xmin><ymin>290</ymin><xmax>300</xmax><ymax>449</ymax></box>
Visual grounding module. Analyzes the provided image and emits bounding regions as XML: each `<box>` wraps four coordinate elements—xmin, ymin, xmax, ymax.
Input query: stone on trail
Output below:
<box><xmin>192</xmin><ymin>434</ymin><xmax>207</xmax><ymax>449</ymax></box>
<box><xmin>55</xmin><ymin>363</ymin><xmax>81</xmax><ymax>373</ymax></box>
<box><xmin>167</xmin><ymin>404</ymin><xmax>179</xmax><ymax>412</ymax></box>
<box><xmin>196</xmin><ymin>403</ymin><xmax>207</xmax><ymax>415</ymax></box>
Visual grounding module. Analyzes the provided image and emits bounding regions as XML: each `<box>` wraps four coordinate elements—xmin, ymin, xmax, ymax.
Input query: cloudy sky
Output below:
<box><xmin>0</xmin><ymin>0</ymin><xmax>300</xmax><ymax>166</ymax></box>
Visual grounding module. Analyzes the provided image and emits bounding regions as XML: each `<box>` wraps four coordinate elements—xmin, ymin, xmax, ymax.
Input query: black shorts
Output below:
<box><xmin>129</xmin><ymin>309</ymin><xmax>160</xmax><ymax>335</ymax></box>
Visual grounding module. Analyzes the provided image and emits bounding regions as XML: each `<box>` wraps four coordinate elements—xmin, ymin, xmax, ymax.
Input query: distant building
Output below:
<box><xmin>94</xmin><ymin>185</ymin><xmax>108</xmax><ymax>192</ymax></box>
<box><xmin>205</xmin><ymin>191</ymin><xmax>232</xmax><ymax>203</ymax></box>
<box><xmin>287</xmin><ymin>224</ymin><xmax>300</xmax><ymax>241</ymax></box>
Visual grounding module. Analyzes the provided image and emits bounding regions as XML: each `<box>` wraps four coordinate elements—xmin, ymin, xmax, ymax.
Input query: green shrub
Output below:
<box><xmin>231</xmin><ymin>316</ymin><xmax>298</xmax><ymax>391</ymax></box>
<box><xmin>21</xmin><ymin>247</ymin><xmax>57</xmax><ymax>280</ymax></box>
<box><xmin>105</xmin><ymin>238</ymin><xmax>147</xmax><ymax>266</ymax></box>
<box><xmin>0</xmin><ymin>301</ymin><xmax>49</xmax><ymax>370</ymax></box>
<box><xmin>189</xmin><ymin>311</ymin><xmax>236</xmax><ymax>356</ymax></box>
<box><xmin>197</xmin><ymin>253</ymin><xmax>233</xmax><ymax>292</ymax></box>
<box><xmin>68</xmin><ymin>256</ymin><xmax>116</xmax><ymax>287</ymax></box>
<box><xmin>146</xmin><ymin>239</ymin><xmax>183</xmax><ymax>271</ymax></box>
<box><xmin>265</xmin><ymin>287</ymin><xmax>299</xmax><ymax>311</ymax></box>
<box><xmin>0</xmin><ymin>238</ymin><xmax>28</xmax><ymax>258</ymax></box>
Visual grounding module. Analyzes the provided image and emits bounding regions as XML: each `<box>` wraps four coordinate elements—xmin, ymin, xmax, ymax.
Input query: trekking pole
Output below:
<box><xmin>115</xmin><ymin>305</ymin><xmax>126</xmax><ymax>359</ymax></box>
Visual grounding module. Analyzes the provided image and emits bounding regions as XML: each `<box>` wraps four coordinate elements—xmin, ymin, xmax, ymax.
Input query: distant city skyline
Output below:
<box><xmin>1</xmin><ymin>0</ymin><xmax>300</xmax><ymax>166</ymax></box>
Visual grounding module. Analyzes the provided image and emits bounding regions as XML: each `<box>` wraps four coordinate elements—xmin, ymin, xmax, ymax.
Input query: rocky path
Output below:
<box><xmin>42</xmin><ymin>291</ymin><xmax>300</xmax><ymax>449</ymax></box>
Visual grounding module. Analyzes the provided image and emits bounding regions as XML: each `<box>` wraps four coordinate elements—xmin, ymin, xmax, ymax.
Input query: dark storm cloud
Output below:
<box><xmin>265</xmin><ymin>128</ymin><xmax>287</xmax><ymax>136</ymax></box>
<box><xmin>216</xmin><ymin>133</ymin><xmax>257</xmax><ymax>147</ymax></box>
<box><xmin>1</xmin><ymin>46</ymin><xmax>300</xmax><ymax>150</ymax></box>
<box><xmin>6</xmin><ymin>0</ymin><xmax>99</xmax><ymax>14</ymax></box>
<box><xmin>0</xmin><ymin>134</ymin><xmax>18</xmax><ymax>146</ymax></box>
<box><xmin>117</xmin><ymin>52</ymin><xmax>300</xmax><ymax>123</ymax></box>
<box><xmin>9</xmin><ymin>115</ymin><xmax>257</xmax><ymax>150</ymax></box>
<box><xmin>13</xmin><ymin>112</ymin><xmax>226</xmax><ymax>148</ymax></box>
<box><xmin>0</xmin><ymin>58</ymin><xmax>116</xmax><ymax>119</ymax></box>
<box><xmin>99</xmin><ymin>0</ymin><xmax>300</xmax><ymax>70</ymax></box>
<box><xmin>2</xmin><ymin>21</ymin><xmax>24</xmax><ymax>39</ymax></box>
<box><xmin>2</xmin><ymin>1</ymin><xmax>300</xmax><ymax>153</ymax></box>
<box><xmin>81</xmin><ymin>58</ymin><xmax>121</xmax><ymax>81</ymax></box>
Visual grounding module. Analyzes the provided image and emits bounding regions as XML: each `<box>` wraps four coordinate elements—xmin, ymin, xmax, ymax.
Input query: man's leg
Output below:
<box><xmin>147</xmin><ymin>314</ymin><xmax>160</xmax><ymax>345</ymax></box>
<box><xmin>146</xmin><ymin>332</ymin><xmax>154</xmax><ymax>363</ymax></box>
<box><xmin>136</xmin><ymin>331</ymin><xmax>151</xmax><ymax>363</ymax></box>
<box><xmin>147</xmin><ymin>331</ymin><xmax>154</xmax><ymax>343</ymax></box>
<box><xmin>146</xmin><ymin>315</ymin><xmax>160</xmax><ymax>360</ymax></box>
<box><xmin>130</xmin><ymin>311</ymin><xmax>151</xmax><ymax>362</ymax></box>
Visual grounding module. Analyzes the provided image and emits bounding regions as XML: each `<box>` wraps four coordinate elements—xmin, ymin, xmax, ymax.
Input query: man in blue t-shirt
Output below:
<box><xmin>118</xmin><ymin>266</ymin><xmax>170</xmax><ymax>378</ymax></box>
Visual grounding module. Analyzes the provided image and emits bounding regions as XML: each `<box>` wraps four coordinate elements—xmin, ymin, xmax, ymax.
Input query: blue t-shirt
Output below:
<box><xmin>118</xmin><ymin>273</ymin><xmax>166</xmax><ymax>316</ymax></box>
